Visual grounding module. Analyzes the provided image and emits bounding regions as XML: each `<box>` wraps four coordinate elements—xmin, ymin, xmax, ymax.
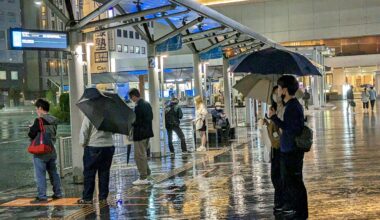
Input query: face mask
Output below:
<box><xmin>272</xmin><ymin>94</ymin><xmax>278</xmax><ymax>103</ymax></box>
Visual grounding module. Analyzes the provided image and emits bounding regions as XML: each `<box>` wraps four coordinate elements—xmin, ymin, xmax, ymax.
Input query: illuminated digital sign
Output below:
<box><xmin>9</xmin><ymin>28</ymin><xmax>68</xmax><ymax>50</ymax></box>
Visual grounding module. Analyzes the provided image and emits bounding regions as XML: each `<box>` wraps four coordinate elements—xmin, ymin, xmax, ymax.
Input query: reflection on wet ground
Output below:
<box><xmin>1</xmin><ymin>102</ymin><xmax>380</xmax><ymax>219</ymax></box>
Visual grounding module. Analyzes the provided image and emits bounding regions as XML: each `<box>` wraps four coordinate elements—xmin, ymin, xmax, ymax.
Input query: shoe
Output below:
<box><xmin>282</xmin><ymin>209</ymin><xmax>297</xmax><ymax>217</ymax></box>
<box><xmin>77</xmin><ymin>199</ymin><xmax>93</xmax><ymax>204</ymax></box>
<box><xmin>30</xmin><ymin>197</ymin><xmax>48</xmax><ymax>204</ymax></box>
<box><xmin>273</xmin><ymin>206</ymin><xmax>283</xmax><ymax>213</ymax></box>
<box><xmin>132</xmin><ymin>178</ymin><xmax>151</xmax><ymax>185</ymax></box>
<box><xmin>99</xmin><ymin>199</ymin><xmax>108</xmax><ymax>205</ymax></box>
<box><xmin>52</xmin><ymin>195</ymin><xmax>62</xmax><ymax>200</ymax></box>
<box><xmin>197</xmin><ymin>146</ymin><xmax>206</xmax><ymax>152</ymax></box>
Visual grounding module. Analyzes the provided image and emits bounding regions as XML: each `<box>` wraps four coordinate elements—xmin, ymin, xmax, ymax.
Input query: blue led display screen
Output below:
<box><xmin>9</xmin><ymin>28</ymin><xmax>68</xmax><ymax>50</ymax></box>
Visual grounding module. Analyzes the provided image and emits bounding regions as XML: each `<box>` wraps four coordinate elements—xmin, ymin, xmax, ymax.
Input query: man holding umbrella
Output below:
<box><xmin>129</xmin><ymin>88</ymin><xmax>153</xmax><ymax>185</ymax></box>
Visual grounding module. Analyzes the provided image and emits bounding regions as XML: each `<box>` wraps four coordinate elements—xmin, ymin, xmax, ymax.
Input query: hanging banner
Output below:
<box><xmin>93</xmin><ymin>31</ymin><xmax>109</xmax><ymax>73</ymax></box>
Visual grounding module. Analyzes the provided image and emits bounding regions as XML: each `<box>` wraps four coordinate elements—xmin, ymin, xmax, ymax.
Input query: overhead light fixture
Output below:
<box><xmin>35</xmin><ymin>0</ymin><xmax>42</xmax><ymax>6</ymax></box>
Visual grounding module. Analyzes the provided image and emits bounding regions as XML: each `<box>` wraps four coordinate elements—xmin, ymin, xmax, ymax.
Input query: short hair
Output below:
<box><xmin>370</xmin><ymin>86</ymin><xmax>374</xmax><ymax>89</ymax></box>
<box><xmin>277</xmin><ymin>75</ymin><xmax>299</xmax><ymax>96</ymax></box>
<box><xmin>35</xmin><ymin>99</ymin><xmax>50</xmax><ymax>112</ymax></box>
<box><xmin>128</xmin><ymin>88</ymin><xmax>140</xmax><ymax>98</ymax></box>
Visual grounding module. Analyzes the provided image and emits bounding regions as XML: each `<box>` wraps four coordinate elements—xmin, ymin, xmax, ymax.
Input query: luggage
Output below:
<box><xmin>28</xmin><ymin>118</ymin><xmax>54</xmax><ymax>155</ymax></box>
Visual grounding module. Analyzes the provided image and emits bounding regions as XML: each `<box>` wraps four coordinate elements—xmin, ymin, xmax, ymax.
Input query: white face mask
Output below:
<box><xmin>272</xmin><ymin>94</ymin><xmax>282</xmax><ymax>103</ymax></box>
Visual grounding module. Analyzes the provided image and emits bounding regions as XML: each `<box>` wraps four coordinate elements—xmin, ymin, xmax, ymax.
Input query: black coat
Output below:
<box><xmin>132</xmin><ymin>99</ymin><xmax>154</xmax><ymax>141</ymax></box>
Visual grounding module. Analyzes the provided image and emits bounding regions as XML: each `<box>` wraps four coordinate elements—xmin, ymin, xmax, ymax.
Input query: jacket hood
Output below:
<box><xmin>42</xmin><ymin>114</ymin><xmax>58</xmax><ymax>125</ymax></box>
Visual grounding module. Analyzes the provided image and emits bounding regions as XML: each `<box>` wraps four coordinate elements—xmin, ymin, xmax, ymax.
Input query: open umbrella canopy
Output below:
<box><xmin>76</xmin><ymin>88</ymin><xmax>135</xmax><ymax>135</ymax></box>
<box><xmin>231</xmin><ymin>48</ymin><xmax>322</xmax><ymax>76</ymax></box>
<box><xmin>233</xmin><ymin>74</ymin><xmax>278</xmax><ymax>103</ymax></box>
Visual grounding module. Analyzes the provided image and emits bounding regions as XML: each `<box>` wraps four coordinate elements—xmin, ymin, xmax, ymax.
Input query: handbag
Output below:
<box><xmin>28</xmin><ymin>118</ymin><xmax>54</xmax><ymax>155</ymax></box>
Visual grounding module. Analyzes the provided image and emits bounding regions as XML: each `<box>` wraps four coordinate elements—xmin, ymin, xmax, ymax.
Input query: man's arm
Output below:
<box><xmin>79</xmin><ymin>117</ymin><xmax>91</xmax><ymax>147</ymax></box>
<box><xmin>28</xmin><ymin>118</ymin><xmax>40</xmax><ymax>139</ymax></box>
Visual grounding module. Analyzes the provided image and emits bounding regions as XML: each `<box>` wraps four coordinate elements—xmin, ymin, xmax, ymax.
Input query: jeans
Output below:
<box><xmin>83</xmin><ymin>146</ymin><xmax>115</xmax><ymax>201</ymax></box>
<box><xmin>167</xmin><ymin>125</ymin><xmax>187</xmax><ymax>153</ymax></box>
<box><xmin>370</xmin><ymin>100</ymin><xmax>376</xmax><ymax>110</ymax></box>
<box><xmin>280</xmin><ymin>150</ymin><xmax>308</xmax><ymax>218</ymax></box>
<box><xmin>134</xmin><ymin>139</ymin><xmax>151</xmax><ymax>179</ymax></box>
<box><xmin>33</xmin><ymin>157</ymin><xmax>62</xmax><ymax>200</ymax></box>
<box><xmin>271</xmin><ymin>148</ymin><xmax>282</xmax><ymax>208</ymax></box>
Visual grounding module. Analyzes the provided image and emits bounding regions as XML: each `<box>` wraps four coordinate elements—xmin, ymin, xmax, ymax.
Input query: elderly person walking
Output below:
<box><xmin>194</xmin><ymin>95</ymin><xmax>208</xmax><ymax>152</ymax></box>
<box><xmin>77</xmin><ymin>115</ymin><xmax>115</xmax><ymax>204</ymax></box>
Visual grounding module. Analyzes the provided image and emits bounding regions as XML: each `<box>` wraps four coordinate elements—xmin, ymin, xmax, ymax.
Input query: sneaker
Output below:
<box><xmin>197</xmin><ymin>146</ymin><xmax>206</xmax><ymax>152</ymax></box>
<box><xmin>52</xmin><ymin>195</ymin><xmax>62</xmax><ymax>200</ymax></box>
<box><xmin>132</xmin><ymin>178</ymin><xmax>151</xmax><ymax>185</ymax></box>
<box><xmin>30</xmin><ymin>197</ymin><xmax>48</xmax><ymax>204</ymax></box>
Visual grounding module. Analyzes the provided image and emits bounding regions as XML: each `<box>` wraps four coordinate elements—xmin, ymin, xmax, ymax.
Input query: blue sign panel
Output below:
<box><xmin>9</xmin><ymin>28</ymin><xmax>68</xmax><ymax>50</ymax></box>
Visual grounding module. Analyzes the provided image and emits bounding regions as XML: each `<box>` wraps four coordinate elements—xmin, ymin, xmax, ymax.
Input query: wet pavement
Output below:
<box><xmin>1</xmin><ymin>101</ymin><xmax>380</xmax><ymax>219</ymax></box>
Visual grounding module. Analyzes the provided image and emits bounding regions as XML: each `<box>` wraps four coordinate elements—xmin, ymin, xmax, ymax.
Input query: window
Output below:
<box><xmin>142</xmin><ymin>47</ymin><xmax>146</xmax><ymax>54</ymax></box>
<box><xmin>41</xmin><ymin>6</ymin><xmax>46</xmax><ymax>16</ymax></box>
<box><xmin>151</xmin><ymin>21</ymin><xmax>154</xmax><ymax>28</ymax></box>
<box><xmin>0</xmin><ymin>71</ymin><xmax>6</xmax><ymax>80</ymax></box>
<box><xmin>11</xmin><ymin>71</ymin><xmax>18</xmax><ymax>80</ymax></box>
<box><xmin>123</xmin><ymin>30</ymin><xmax>128</xmax><ymax>38</ymax></box>
<box><xmin>51</xmin><ymin>20</ymin><xmax>55</xmax><ymax>29</ymax></box>
<box><xmin>135</xmin><ymin>32</ymin><xmax>139</xmax><ymax>40</ymax></box>
<box><xmin>42</xmin><ymin>19</ymin><xmax>47</xmax><ymax>28</ymax></box>
<box><xmin>116</xmin><ymin>44</ymin><xmax>122</xmax><ymax>52</ymax></box>
<box><xmin>52</xmin><ymin>12</ymin><xmax>55</xmax><ymax>17</ymax></box>
<box><xmin>135</xmin><ymin>46</ymin><xmax>140</xmax><ymax>54</ymax></box>
<box><xmin>46</xmin><ymin>60</ymin><xmax>50</xmax><ymax>74</ymax></box>
<box><xmin>117</xmin><ymin>29</ymin><xmax>122</xmax><ymax>37</ymax></box>
<box><xmin>129</xmin><ymin>45</ymin><xmax>134</xmax><ymax>53</ymax></box>
<box><xmin>7</xmin><ymin>12</ymin><xmax>16</xmax><ymax>22</ymax></box>
<box><xmin>124</xmin><ymin>45</ymin><xmax>128</xmax><ymax>53</ymax></box>
<box><xmin>129</xmin><ymin>31</ymin><xmax>134</xmax><ymax>39</ymax></box>
<box><xmin>60</xmin><ymin>21</ymin><xmax>64</xmax><ymax>30</ymax></box>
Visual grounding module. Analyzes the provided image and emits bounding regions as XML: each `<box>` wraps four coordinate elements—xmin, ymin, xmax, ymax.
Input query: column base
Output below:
<box><xmin>151</xmin><ymin>152</ymin><xmax>161</xmax><ymax>158</ymax></box>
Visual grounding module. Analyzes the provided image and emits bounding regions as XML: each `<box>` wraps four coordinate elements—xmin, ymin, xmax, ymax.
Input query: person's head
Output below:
<box><xmin>171</xmin><ymin>97</ymin><xmax>179</xmax><ymax>105</ymax></box>
<box><xmin>305</xmin><ymin>89</ymin><xmax>308</xmax><ymax>93</ymax></box>
<box><xmin>277</xmin><ymin>75</ymin><xmax>299</xmax><ymax>99</ymax></box>
<box><xmin>370</xmin><ymin>86</ymin><xmax>374</xmax><ymax>90</ymax></box>
<box><xmin>194</xmin><ymin>95</ymin><xmax>204</xmax><ymax>109</ymax></box>
<box><xmin>35</xmin><ymin>99</ymin><xmax>50</xmax><ymax>116</ymax></box>
<box><xmin>350</xmin><ymin>85</ymin><xmax>354</xmax><ymax>89</ymax></box>
<box><xmin>128</xmin><ymin>88</ymin><xmax>141</xmax><ymax>103</ymax></box>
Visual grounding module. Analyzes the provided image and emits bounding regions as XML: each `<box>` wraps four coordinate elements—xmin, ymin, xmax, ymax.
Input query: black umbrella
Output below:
<box><xmin>76</xmin><ymin>88</ymin><xmax>135</xmax><ymax>135</ymax></box>
<box><xmin>231</xmin><ymin>48</ymin><xmax>322</xmax><ymax>76</ymax></box>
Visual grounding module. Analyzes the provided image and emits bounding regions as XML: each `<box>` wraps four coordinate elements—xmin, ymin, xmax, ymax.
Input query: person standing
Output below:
<box><xmin>77</xmin><ymin>116</ymin><xmax>115</xmax><ymax>204</ymax></box>
<box><xmin>302</xmin><ymin>89</ymin><xmax>311</xmax><ymax>110</ymax></box>
<box><xmin>165</xmin><ymin>97</ymin><xmax>188</xmax><ymax>154</ymax></box>
<box><xmin>369</xmin><ymin>86</ymin><xmax>377</xmax><ymax>111</ymax></box>
<box><xmin>346</xmin><ymin>85</ymin><xmax>355</xmax><ymax>112</ymax></box>
<box><xmin>129</xmin><ymin>88</ymin><xmax>153</xmax><ymax>185</ymax></box>
<box><xmin>28</xmin><ymin>99</ymin><xmax>62</xmax><ymax>203</ymax></box>
<box><xmin>194</xmin><ymin>95</ymin><xmax>208</xmax><ymax>152</ymax></box>
<box><xmin>269</xmin><ymin>75</ymin><xmax>308</xmax><ymax>219</ymax></box>
<box><xmin>361</xmin><ymin>87</ymin><xmax>370</xmax><ymax>113</ymax></box>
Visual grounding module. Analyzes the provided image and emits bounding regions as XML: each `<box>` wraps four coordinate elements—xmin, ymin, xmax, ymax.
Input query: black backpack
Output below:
<box><xmin>295</xmin><ymin>125</ymin><xmax>313</xmax><ymax>152</ymax></box>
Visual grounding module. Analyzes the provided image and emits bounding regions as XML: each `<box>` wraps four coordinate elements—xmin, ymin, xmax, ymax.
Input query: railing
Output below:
<box><xmin>58</xmin><ymin>136</ymin><xmax>73</xmax><ymax>177</ymax></box>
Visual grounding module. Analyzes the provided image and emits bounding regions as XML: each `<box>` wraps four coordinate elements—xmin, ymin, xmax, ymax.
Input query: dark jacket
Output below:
<box><xmin>347</xmin><ymin>89</ymin><xmax>354</xmax><ymax>100</ymax></box>
<box><xmin>132</xmin><ymin>99</ymin><xmax>154</xmax><ymax>141</ymax></box>
<box><xmin>28</xmin><ymin>114</ymin><xmax>58</xmax><ymax>161</ymax></box>
<box><xmin>270</xmin><ymin>98</ymin><xmax>304</xmax><ymax>153</ymax></box>
<box><xmin>165</xmin><ymin>103</ymin><xmax>183</xmax><ymax>128</ymax></box>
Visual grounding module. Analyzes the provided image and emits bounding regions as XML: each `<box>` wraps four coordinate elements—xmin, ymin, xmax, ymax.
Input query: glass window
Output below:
<box><xmin>117</xmin><ymin>29</ymin><xmax>122</xmax><ymax>37</ymax></box>
<box><xmin>129</xmin><ymin>31</ymin><xmax>134</xmax><ymax>39</ymax></box>
<box><xmin>135</xmin><ymin>46</ymin><xmax>140</xmax><ymax>54</ymax></box>
<box><xmin>123</xmin><ymin>30</ymin><xmax>128</xmax><ymax>38</ymax></box>
<box><xmin>129</xmin><ymin>45</ymin><xmax>134</xmax><ymax>53</ymax></box>
<box><xmin>11</xmin><ymin>71</ymin><xmax>18</xmax><ymax>80</ymax></box>
<box><xmin>117</xmin><ymin>44</ymin><xmax>122</xmax><ymax>52</ymax></box>
<box><xmin>51</xmin><ymin>20</ymin><xmax>55</xmax><ymax>29</ymax></box>
<box><xmin>124</xmin><ymin>45</ymin><xmax>128</xmax><ymax>53</ymax></box>
<box><xmin>135</xmin><ymin>32</ymin><xmax>139</xmax><ymax>40</ymax></box>
<box><xmin>142</xmin><ymin>47</ymin><xmax>146</xmax><ymax>54</ymax></box>
<box><xmin>0</xmin><ymin>71</ymin><xmax>6</xmax><ymax>80</ymax></box>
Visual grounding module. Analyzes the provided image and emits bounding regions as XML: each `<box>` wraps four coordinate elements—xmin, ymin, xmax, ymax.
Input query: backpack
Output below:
<box><xmin>295</xmin><ymin>125</ymin><xmax>313</xmax><ymax>152</ymax></box>
<box><xmin>303</xmin><ymin>92</ymin><xmax>310</xmax><ymax>100</ymax></box>
<box><xmin>216</xmin><ymin>116</ymin><xmax>229</xmax><ymax>129</ymax></box>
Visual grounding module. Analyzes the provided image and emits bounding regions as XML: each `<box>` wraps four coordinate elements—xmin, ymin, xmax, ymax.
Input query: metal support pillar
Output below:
<box><xmin>192</xmin><ymin>53</ymin><xmax>202</xmax><ymax>97</ymax></box>
<box><xmin>222</xmin><ymin>58</ymin><xmax>232</xmax><ymax>125</ymax></box>
<box><xmin>139</xmin><ymin>75</ymin><xmax>145</xmax><ymax>99</ymax></box>
<box><xmin>147</xmin><ymin>44</ymin><xmax>161</xmax><ymax>158</ymax></box>
<box><xmin>68</xmin><ymin>32</ymin><xmax>85</xmax><ymax>183</ymax></box>
<box><xmin>245</xmin><ymin>98</ymin><xmax>252</xmax><ymax>126</ymax></box>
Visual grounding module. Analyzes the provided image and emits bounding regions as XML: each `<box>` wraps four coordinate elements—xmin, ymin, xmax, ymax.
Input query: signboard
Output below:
<box><xmin>93</xmin><ymin>31</ymin><xmax>109</xmax><ymax>73</ymax></box>
<box><xmin>9</xmin><ymin>28</ymin><xmax>68</xmax><ymax>50</ymax></box>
